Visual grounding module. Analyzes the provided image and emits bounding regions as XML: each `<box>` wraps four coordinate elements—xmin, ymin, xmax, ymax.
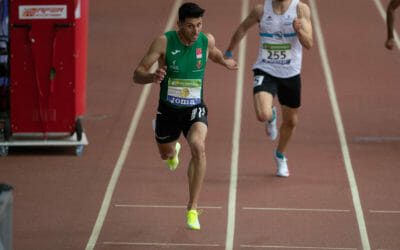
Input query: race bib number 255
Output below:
<box><xmin>262</xmin><ymin>43</ymin><xmax>292</xmax><ymax>65</ymax></box>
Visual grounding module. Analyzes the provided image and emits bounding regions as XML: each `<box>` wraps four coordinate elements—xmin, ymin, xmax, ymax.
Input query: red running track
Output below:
<box><xmin>1</xmin><ymin>0</ymin><xmax>400</xmax><ymax>249</ymax></box>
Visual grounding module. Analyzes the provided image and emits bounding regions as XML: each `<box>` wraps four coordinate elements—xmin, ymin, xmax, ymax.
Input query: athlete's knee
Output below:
<box><xmin>256</xmin><ymin>112</ymin><xmax>268</xmax><ymax>122</ymax></box>
<box><xmin>282</xmin><ymin>116</ymin><xmax>298</xmax><ymax>129</ymax></box>
<box><xmin>256</xmin><ymin>109</ymin><xmax>273</xmax><ymax>122</ymax></box>
<box><xmin>190</xmin><ymin>140</ymin><xmax>206</xmax><ymax>160</ymax></box>
<box><xmin>159</xmin><ymin>145</ymin><xmax>175</xmax><ymax>160</ymax></box>
<box><xmin>160</xmin><ymin>151</ymin><xmax>174</xmax><ymax>160</ymax></box>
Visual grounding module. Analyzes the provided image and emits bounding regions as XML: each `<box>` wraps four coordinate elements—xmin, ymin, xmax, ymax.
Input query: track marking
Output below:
<box><xmin>308</xmin><ymin>1</ymin><xmax>371</xmax><ymax>249</ymax></box>
<box><xmin>242</xmin><ymin>207</ymin><xmax>351</xmax><ymax>213</ymax></box>
<box><xmin>84</xmin><ymin>1</ymin><xmax>182</xmax><ymax>249</ymax></box>
<box><xmin>103</xmin><ymin>242</ymin><xmax>219</xmax><ymax>247</ymax></box>
<box><xmin>369</xmin><ymin>210</ymin><xmax>400</xmax><ymax>214</ymax></box>
<box><xmin>241</xmin><ymin>245</ymin><xmax>356</xmax><ymax>250</ymax></box>
<box><xmin>354</xmin><ymin>136</ymin><xmax>400</xmax><ymax>142</ymax></box>
<box><xmin>225</xmin><ymin>1</ymin><xmax>248</xmax><ymax>250</ymax></box>
<box><xmin>115</xmin><ymin>204</ymin><xmax>222</xmax><ymax>209</ymax></box>
<box><xmin>372</xmin><ymin>0</ymin><xmax>400</xmax><ymax>51</ymax></box>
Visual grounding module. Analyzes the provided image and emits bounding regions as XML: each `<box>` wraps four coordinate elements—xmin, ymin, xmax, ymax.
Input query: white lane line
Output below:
<box><xmin>354</xmin><ymin>136</ymin><xmax>400</xmax><ymax>142</ymax></box>
<box><xmin>242</xmin><ymin>207</ymin><xmax>351</xmax><ymax>213</ymax></box>
<box><xmin>84</xmin><ymin>1</ymin><xmax>182</xmax><ymax>249</ymax></box>
<box><xmin>115</xmin><ymin>204</ymin><xmax>222</xmax><ymax>209</ymax></box>
<box><xmin>241</xmin><ymin>244</ymin><xmax>356</xmax><ymax>250</ymax></box>
<box><xmin>372</xmin><ymin>0</ymin><xmax>400</xmax><ymax>51</ymax></box>
<box><xmin>225</xmin><ymin>1</ymin><xmax>248</xmax><ymax>250</ymax></box>
<box><xmin>308</xmin><ymin>1</ymin><xmax>371</xmax><ymax>250</ymax></box>
<box><xmin>103</xmin><ymin>242</ymin><xmax>219</xmax><ymax>247</ymax></box>
<box><xmin>370</xmin><ymin>210</ymin><xmax>400</xmax><ymax>214</ymax></box>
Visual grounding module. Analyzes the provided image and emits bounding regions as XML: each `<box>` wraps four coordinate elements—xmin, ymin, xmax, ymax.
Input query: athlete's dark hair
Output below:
<box><xmin>178</xmin><ymin>2</ymin><xmax>205</xmax><ymax>22</ymax></box>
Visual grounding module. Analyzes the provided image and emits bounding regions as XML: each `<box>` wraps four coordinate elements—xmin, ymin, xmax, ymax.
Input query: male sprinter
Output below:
<box><xmin>226</xmin><ymin>0</ymin><xmax>312</xmax><ymax>177</ymax></box>
<box><xmin>133</xmin><ymin>2</ymin><xmax>237</xmax><ymax>230</ymax></box>
<box><xmin>385</xmin><ymin>0</ymin><xmax>400</xmax><ymax>50</ymax></box>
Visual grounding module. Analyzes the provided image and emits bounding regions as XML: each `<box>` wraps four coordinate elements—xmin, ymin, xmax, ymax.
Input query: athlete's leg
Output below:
<box><xmin>185</xmin><ymin>122</ymin><xmax>207</xmax><ymax>211</ymax></box>
<box><xmin>276</xmin><ymin>105</ymin><xmax>299</xmax><ymax>154</ymax></box>
<box><xmin>154</xmin><ymin>103</ymin><xmax>181</xmax><ymax>163</ymax></box>
<box><xmin>157</xmin><ymin>141</ymin><xmax>178</xmax><ymax>161</ymax></box>
<box><xmin>253</xmin><ymin>91</ymin><xmax>274</xmax><ymax>122</ymax></box>
<box><xmin>276</xmin><ymin>73</ymin><xmax>301</xmax><ymax>154</ymax></box>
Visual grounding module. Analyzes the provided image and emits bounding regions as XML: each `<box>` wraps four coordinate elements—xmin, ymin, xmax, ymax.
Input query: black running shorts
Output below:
<box><xmin>155</xmin><ymin>100</ymin><xmax>208</xmax><ymax>144</ymax></box>
<box><xmin>253</xmin><ymin>69</ymin><xmax>301</xmax><ymax>108</ymax></box>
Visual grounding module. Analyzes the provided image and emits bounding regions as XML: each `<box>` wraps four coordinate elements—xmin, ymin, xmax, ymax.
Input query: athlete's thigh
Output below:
<box><xmin>155</xmin><ymin>103</ymin><xmax>183</xmax><ymax>158</ymax></box>
<box><xmin>253</xmin><ymin>69</ymin><xmax>277</xmax><ymax>119</ymax></box>
<box><xmin>186</xmin><ymin>122</ymin><xmax>208</xmax><ymax>148</ymax></box>
<box><xmin>155</xmin><ymin>115</ymin><xmax>180</xmax><ymax>158</ymax></box>
<box><xmin>276</xmin><ymin>74</ymin><xmax>301</xmax><ymax>109</ymax></box>
<box><xmin>155</xmin><ymin>103</ymin><xmax>182</xmax><ymax>143</ymax></box>
<box><xmin>281</xmin><ymin>105</ymin><xmax>299</xmax><ymax>124</ymax></box>
<box><xmin>182</xmin><ymin>103</ymin><xmax>208</xmax><ymax>140</ymax></box>
<box><xmin>253</xmin><ymin>91</ymin><xmax>274</xmax><ymax>117</ymax></box>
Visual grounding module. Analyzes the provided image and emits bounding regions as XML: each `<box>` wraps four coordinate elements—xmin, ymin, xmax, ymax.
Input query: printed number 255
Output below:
<box><xmin>267</xmin><ymin>50</ymin><xmax>286</xmax><ymax>60</ymax></box>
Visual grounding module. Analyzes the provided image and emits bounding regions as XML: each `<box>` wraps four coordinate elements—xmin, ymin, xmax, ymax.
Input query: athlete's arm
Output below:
<box><xmin>385</xmin><ymin>0</ymin><xmax>400</xmax><ymax>50</ymax></box>
<box><xmin>294</xmin><ymin>2</ymin><xmax>313</xmax><ymax>50</ymax></box>
<box><xmin>207</xmin><ymin>33</ymin><xmax>238</xmax><ymax>70</ymax></box>
<box><xmin>133</xmin><ymin>35</ymin><xmax>167</xmax><ymax>84</ymax></box>
<box><xmin>226</xmin><ymin>4</ymin><xmax>263</xmax><ymax>56</ymax></box>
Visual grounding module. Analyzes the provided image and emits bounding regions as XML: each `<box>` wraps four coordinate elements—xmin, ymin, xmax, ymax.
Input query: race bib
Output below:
<box><xmin>262</xmin><ymin>43</ymin><xmax>292</xmax><ymax>65</ymax></box>
<box><xmin>167</xmin><ymin>78</ymin><xmax>202</xmax><ymax>107</ymax></box>
<box><xmin>253</xmin><ymin>75</ymin><xmax>264</xmax><ymax>87</ymax></box>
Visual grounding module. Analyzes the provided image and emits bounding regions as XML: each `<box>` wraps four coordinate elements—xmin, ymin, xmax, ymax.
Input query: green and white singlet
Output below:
<box><xmin>159</xmin><ymin>30</ymin><xmax>208</xmax><ymax>109</ymax></box>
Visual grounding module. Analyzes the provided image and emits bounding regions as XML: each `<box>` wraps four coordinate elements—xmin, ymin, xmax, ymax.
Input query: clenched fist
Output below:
<box><xmin>152</xmin><ymin>66</ymin><xmax>167</xmax><ymax>84</ymax></box>
<box><xmin>293</xmin><ymin>18</ymin><xmax>302</xmax><ymax>33</ymax></box>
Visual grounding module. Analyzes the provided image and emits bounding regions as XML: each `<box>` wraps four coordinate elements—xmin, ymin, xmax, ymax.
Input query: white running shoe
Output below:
<box><xmin>265</xmin><ymin>106</ymin><xmax>277</xmax><ymax>140</ymax></box>
<box><xmin>274</xmin><ymin>152</ymin><xmax>290</xmax><ymax>177</ymax></box>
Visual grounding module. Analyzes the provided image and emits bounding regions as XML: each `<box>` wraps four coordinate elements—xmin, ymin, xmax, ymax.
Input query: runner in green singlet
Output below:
<box><xmin>159</xmin><ymin>30</ymin><xmax>208</xmax><ymax>108</ymax></box>
<box><xmin>133</xmin><ymin>2</ymin><xmax>238</xmax><ymax>230</ymax></box>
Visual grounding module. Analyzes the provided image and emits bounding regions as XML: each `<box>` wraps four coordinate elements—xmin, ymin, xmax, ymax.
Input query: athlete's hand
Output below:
<box><xmin>152</xmin><ymin>66</ymin><xmax>167</xmax><ymax>84</ymax></box>
<box><xmin>224</xmin><ymin>58</ymin><xmax>239</xmax><ymax>70</ymax></box>
<box><xmin>293</xmin><ymin>18</ymin><xmax>302</xmax><ymax>33</ymax></box>
<box><xmin>385</xmin><ymin>38</ymin><xmax>394</xmax><ymax>50</ymax></box>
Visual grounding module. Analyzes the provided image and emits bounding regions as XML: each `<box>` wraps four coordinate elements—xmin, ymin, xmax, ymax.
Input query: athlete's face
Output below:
<box><xmin>178</xmin><ymin>17</ymin><xmax>203</xmax><ymax>44</ymax></box>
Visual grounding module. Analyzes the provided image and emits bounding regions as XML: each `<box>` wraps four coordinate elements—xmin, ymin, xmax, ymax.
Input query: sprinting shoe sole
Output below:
<box><xmin>274</xmin><ymin>153</ymin><xmax>290</xmax><ymax>177</ymax></box>
<box><xmin>187</xmin><ymin>210</ymin><xmax>200</xmax><ymax>230</ymax></box>
<box><xmin>165</xmin><ymin>142</ymin><xmax>181</xmax><ymax>171</ymax></box>
<box><xmin>265</xmin><ymin>106</ymin><xmax>278</xmax><ymax>141</ymax></box>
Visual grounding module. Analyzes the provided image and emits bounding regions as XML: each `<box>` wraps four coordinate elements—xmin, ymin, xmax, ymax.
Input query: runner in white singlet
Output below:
<box><xmin>226</xmin><ymin>0</ymin><xmax>313</xmax><ymax>177</ymax></box>
<box><xmin>253</xmin><ymin>0</ymin><xmax>303</xmax><ymax>78</ymax></box>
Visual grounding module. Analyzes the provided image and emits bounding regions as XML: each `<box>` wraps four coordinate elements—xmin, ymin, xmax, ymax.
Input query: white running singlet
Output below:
<box><xmin>252</xmin><ymin>0</ymin><xmax>302</xmax><ymax>78</ymax></box>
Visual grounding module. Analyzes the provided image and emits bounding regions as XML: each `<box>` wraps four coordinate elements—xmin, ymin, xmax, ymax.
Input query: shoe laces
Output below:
<box><xmin>188</xmin><ymin>209</ymin><xmax>203</xmax><ymax>215</ymax></box>
<box><xmin>275</xmin><ymin>156</ymin><xmax>287</xmax><ymax>162</ymax></box>
<box><xmin>187</xmin><ymin>209</ymin><xmax>203</xmax><ymax>220</ymax></box>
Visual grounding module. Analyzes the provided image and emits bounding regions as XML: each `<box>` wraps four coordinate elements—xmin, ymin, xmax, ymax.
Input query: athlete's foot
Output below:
<box><xmin>186</xmin><ymin>209</ymin><xmax>200</xmax><ymax>230</ymax></box>
<box><xmin>274</xmin><ymin>149</ymin><xmax>290</xmax><ymax>177</ymax></box>
<box><xmin>165</xmin><ymin>142</ymin><xmax>181</xmax><ymax>171</ymax></box>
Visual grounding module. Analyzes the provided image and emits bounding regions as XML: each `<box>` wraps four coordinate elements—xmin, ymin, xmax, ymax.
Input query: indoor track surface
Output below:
<box><xmin>1</xmin><ymin>0</ymin><xmax>400</xmax><ymax>249</ymax></box>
